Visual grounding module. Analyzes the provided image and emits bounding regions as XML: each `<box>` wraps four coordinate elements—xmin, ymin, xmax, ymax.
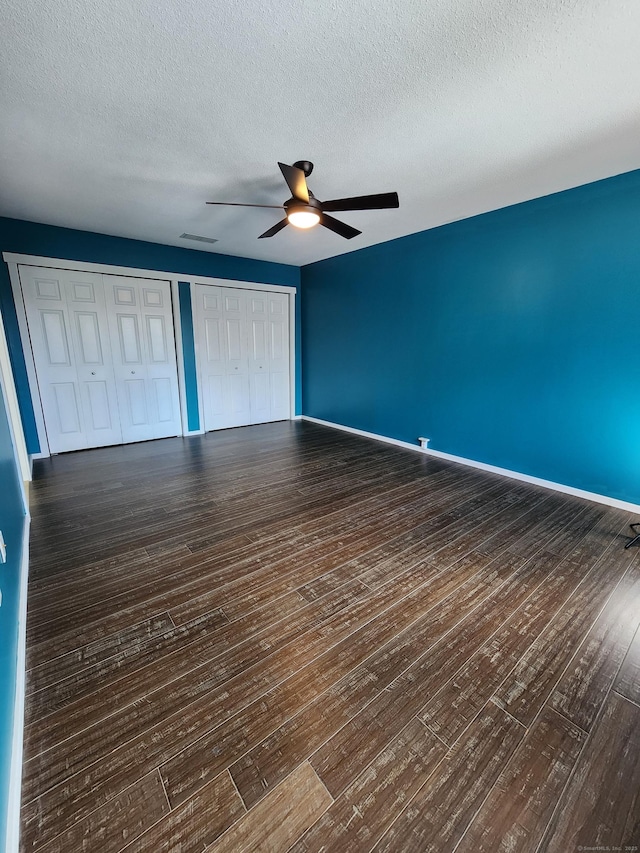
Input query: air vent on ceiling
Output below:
<box><xmin>180</xmin><ymin>233</ymin><xmax>218</xmax><ymax>244</ymax></box>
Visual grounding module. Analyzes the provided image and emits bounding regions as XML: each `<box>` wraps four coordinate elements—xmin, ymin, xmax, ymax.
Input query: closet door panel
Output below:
<box><xmin>85</xmin><ymin>381</ymin><xmax>114</xmax><ymax>431</ymax></box>
<box><xmin>51</xmin><ymin>382</ymin><xmax>82</xmax><ymax>437</ymax></box>
<box><xmin>195</xmin><ymin>283</ymin><xmax>291</xmax><ymax>431</ymax></box>
<box><xmin>67</xmin><ymin>279</ymin><xmax>122</xmax><ymax>447</ymax></box>
<box><xmin>202</xmin><ymin>313</ymin><xmax>227</xmax><ymax>425</ymax></box>
<box><xmin>104</xmin><ymin>275</ymin><xmax>182</xmax><ymax>443</ymax></box>
<box><xmin>267</xmin><ymin>293</ymin><xmax>290</xmax><ymax>421</ymax></box>
<box><xmin>223</xmin><ymin>289</ymin><xmax>251</xmax><ymax>426</ymax></box>
<box><xmin>19</xmin><ymin>266</ymin><xmax>122</xmax><ymax>452</ymax></box>
<box><xmin>196</xmin><ymin>285</ymin><xmax>251</xmax><ymax>430</ymax></box>
<box><xmin>247</xmin><ymin>292</ymin><xmax>271</xmax><ymax>424</ymax></box>
<box><xmin>153</xmin><ymin>377</ymin><xmax>175</xmax><ymax>423</ymax></box>
<box><xmin>196</xmin><ymin>287</ymin><xmax>231</xmax><ymax>430</ymax></box>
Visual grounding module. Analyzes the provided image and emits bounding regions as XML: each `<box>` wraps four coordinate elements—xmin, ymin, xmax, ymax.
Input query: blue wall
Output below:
<box><xmin>301</xmin><ymin>169</ymin><xmax>640</xmax><ymax>506</ymax></box>
<box><xmin>177</xmin><ymin>282</ymin><xmax>201</xmax><ymax>432</ymax></box>
<box><xmin>0</xmin><ymin>217</ymin><xmax>301</xmax><ymax>451</ymax></box>
<box><xmin>0</xmin><ymin>384</ymin><xmax>26</xmax><ymax>849</ymax></box>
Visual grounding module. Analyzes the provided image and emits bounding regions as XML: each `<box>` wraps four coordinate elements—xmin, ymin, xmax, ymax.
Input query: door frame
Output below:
<box><xmin>0</xmin><ymin>305</ymin><xmax>30</xmax><ymax>497</ymax></box>
<box><xmin>3</xmin><ymin>253</ymin><xmax>297</xmax><ymax>458</ymax></box>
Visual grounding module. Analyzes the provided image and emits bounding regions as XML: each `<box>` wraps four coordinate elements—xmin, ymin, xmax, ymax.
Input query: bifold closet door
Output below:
<box><xmin>103</xmin><ymin>275</ymin><xmax>182</xmax><ymax>443</ymax></box>
<box><xmin>19</xmin><ymin>265</ymin><xmax>123</xmax><ymax>453</ymax></box>
<box><xmin>195</xmin><ymin>284</ymin><xmax>290</xmax><ymax>431</ymax></box>
<box><xmin>196</xmin><ymin>286</ymin><xmax>251</xmax><ymax>430</ymax></box>
<box><xmin>20</xmin><ymin>266</ymin><xmax>182</xmax><ymax>453</ymax></box>
<box><xmin>246</xmin><ymin>290</ymin><xmax>290</xmax><ymax>422</ymax></box>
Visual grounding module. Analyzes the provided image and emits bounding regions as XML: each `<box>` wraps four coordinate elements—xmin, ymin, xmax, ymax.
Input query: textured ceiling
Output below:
<box><xmin>1</xmin><ymin>0</ymin><xmax>639</xmax><ymax>267</ymax></box>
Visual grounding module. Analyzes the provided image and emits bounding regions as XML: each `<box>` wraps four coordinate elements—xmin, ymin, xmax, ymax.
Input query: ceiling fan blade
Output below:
<box><xmin>320</xmin><ymin>213</ymin><xmax>361</xmax><ymax>239</ymax></box>
<box><xmin>258</xmin><ymin>218</ymin><xmax>289</xmax><ymax>239</ymax></box>
<box><xmin>278</xmin><ymin>162</ymin><xmax>309</xmax><ymax>203</ymax></box>
<box><xmin>206</xmin><ymin>201</ymin><xmax>284</xmax><ymax>209</ymax></box>
<box><xmin>321</xmin><ymin>192</ymin><xmax>399</xmax><ymax>212</ymax></box>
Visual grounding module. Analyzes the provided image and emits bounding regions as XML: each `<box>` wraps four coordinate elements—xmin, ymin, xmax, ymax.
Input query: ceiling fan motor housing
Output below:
<box><xmin>292</xmin><ymin>160</ymin><xmax>314</xmax><ymax>176</ymax></box>
<box><xmin>284</xmin><ymin>195</ymin><xmax>321</xmax><ymax>214</ymax></box>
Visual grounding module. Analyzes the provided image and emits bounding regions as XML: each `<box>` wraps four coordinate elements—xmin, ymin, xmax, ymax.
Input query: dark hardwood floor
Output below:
<box><xmin>20</xmin><ymin>420</ymin><xmax>640</xmax><ymax>852</ymax></box>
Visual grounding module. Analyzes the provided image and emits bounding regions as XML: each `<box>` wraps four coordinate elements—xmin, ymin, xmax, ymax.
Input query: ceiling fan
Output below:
<box><xmin>206</xmin><ymin>161</ymin><xmax>399</xmax><ymax>240</ymax></box>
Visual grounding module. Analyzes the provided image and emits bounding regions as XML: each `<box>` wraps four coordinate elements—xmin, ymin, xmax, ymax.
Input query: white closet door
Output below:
<box><xmin>195</xmin><ymin>283</ymin><xmax>290</xmax><ymax>431</ymax></box>
<box><xmin>197</xmin><ymin>286</ymin><xmax>226</xmax><ymax>430</ymax></box>
<box><xmin>247</xmin><ymin>291</ymin><xmax>290</xmax><ymax>423</ymax></box>
<box><xmin>266</xmin><ymin>292</ymin><xmax>290</xmax><ymax>421</ymax></box>
<box><xmin>247</xmin><ymin>292</ymin><xmax>272</xmax><ymax>424</ymax></box>
<box><xmin>222</xmin><ymin>289</ymin><xmax>251</xmax><ymax>427</ymax></box>
<box><xmin>196</xmin><ymin>285</ymin><xmax>251</xmax><ymax>430</ymax></box>
<box><xmin>19</xmin><ymin>266</ymin><xmax>123</xmax><ymax>453</ymax></box>
<box><xmin>104</xmin><ymin>275</ymin><xmax>182</xmax><ymax>443</ymax></box>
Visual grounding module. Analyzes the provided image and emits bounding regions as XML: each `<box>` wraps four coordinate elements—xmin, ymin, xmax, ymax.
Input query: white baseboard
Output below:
<box><xmin>301</xmin><ymin>416</ymin><xmax>640</xmax><ymax>515</ymax></box>
<box><xmin>5</xmin><ymin>518</ymin><xmax>30</xmax><ymax>853</ymax></box>
<box><xmin>302</xmin><ymin>416</ymin><xmax>431</xmax><ymax>455</ymax></box>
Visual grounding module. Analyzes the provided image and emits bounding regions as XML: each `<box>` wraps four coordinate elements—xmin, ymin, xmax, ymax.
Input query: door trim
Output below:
<box><xmin>5</xmin><ymin>260</ymin><xmax>50</xmax><ymax>457</ymax></box>
<box><xmin>4</xmin><ymin>254</ymin><xmax>296</xmax><ymax>456</ymax></box>
<box><xmin>0</xmin><ymin>306</ymin><xmax>31</xmax><ymax>491</ymax></box>
<box><xmin>3</xmin><ymin>253</ymin><xmax>296</xmax><ymax>293</ymax></box>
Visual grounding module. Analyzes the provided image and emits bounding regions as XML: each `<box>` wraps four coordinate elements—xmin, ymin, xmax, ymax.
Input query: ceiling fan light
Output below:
<box><xmin>287</xmin><ymin>207</ymin><xmax>320</xmax><ymax>229</ymax></box>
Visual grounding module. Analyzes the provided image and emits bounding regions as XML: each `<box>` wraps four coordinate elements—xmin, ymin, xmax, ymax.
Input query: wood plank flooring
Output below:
<box><xmin>20</xmin><ymin>420</ymin><xmax>640</xmax><ymax>852</ymax></box>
